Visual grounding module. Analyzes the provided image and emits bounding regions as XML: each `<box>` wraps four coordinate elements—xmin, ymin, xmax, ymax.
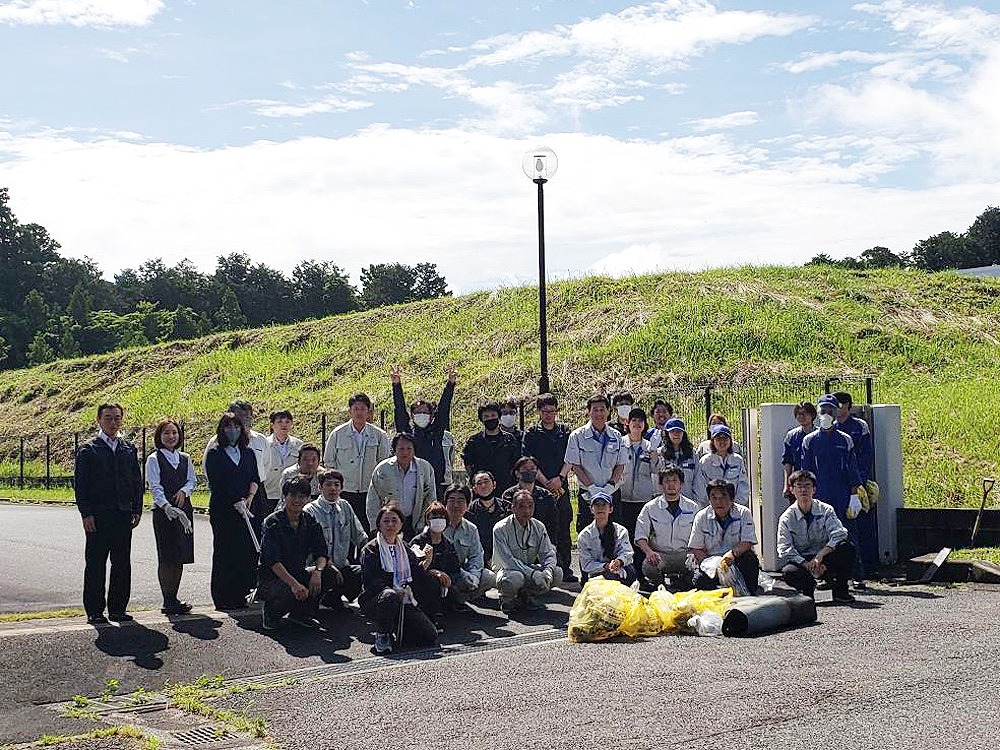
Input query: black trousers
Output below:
<box><xmin>554</xmin><ymin>480</ymin><xmax>573</xmax><ymax>573</ymax></box>
<box><xmin>618</xmin><ymin>501</ymin><xmax>646</xmax><ymax>579</ymax></box>
<box><xmin>364</xmin><ymin>588</ymin><xmax>438</xmax><ymax>646</ymax></box>
<box><xmin>782</xmin><ymin>542</ymin><xmax>856</xmax><ymax>597</ymax></box>
<box><xmin>258</xmin><ymin>567</ymin><xmax>341</xmax><ymax>620</ymax></box>
<box><xmin>324</xmin><ymin>564</ymin><xmax>363</xmax><ymax>603</ymax></box>
<box><xmin>693</xmin><ymin>551</ymin><xmax>761</xmax><ymax>594</ymax></box>
<box><xmin>341</xmin><ymin>492</ymin><xmax>370</xmax><ymax>535</ymax></box>
<box><xmin>210</xmin><ymin>508</ymin><xmax>258</xmax><ymax>609</ymax></box>
<box><xmin>83</xmin><ymin>511</ymin><xmax>134</xmax><ymax>617</ymax></box>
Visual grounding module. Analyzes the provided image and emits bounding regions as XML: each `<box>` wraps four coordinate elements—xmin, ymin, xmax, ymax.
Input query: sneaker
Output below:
<box><xmin>287</xmin><ymin>614</ymin><xmax>320</xmax><ymax>629</ymax></box>
<box><xmin>499</xmin><ymin>597</ymin><xmax>519</xmax><ymax>614</ymax></box>
<box><xmin>108</xmin><ymin>612</ymin><xmax>134</xmax><ymax>623</ymax></box>
<box><xmin>373</xmin><ymin>633</ymin><xmax>393</xmax><ymax>655</ymax></box>
<box><xmin>853</xmin><ymin>579</ymin><xmax>868</xmax><ymax>591</ymax></box>
<box><xmin>833</xmin><ymin>591</ymin><xmax>856</xmax><ymax>604</ymax></box>
<box><xmin>562</xmin><ymin>571</ymin><xmax>579</xmax><ymax>583</ymax></box>
<box><xmin>87</xmin><ymin>614</ymin><xmax>109</xmax><ymax>625</ymax></box>
<box><xmin>161</xmin><ymin>600</ymin><xmax>192</xmax><ymax>615</ymax></box>
<box><xmin>521</xmin><ymin>595</ymin><xmax>544</xmax><ymax>612</ymax></box>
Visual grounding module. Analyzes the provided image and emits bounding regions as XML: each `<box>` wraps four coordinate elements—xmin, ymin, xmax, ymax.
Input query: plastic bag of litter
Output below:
<box><xmin>619</xmin><ymin>594</ymin><xmax>662</xmax><ymax>638</ymax></box>
<box><xmin>717</xmin><ymin>558</ymin><xmax>752</xmax><ymax>597</ymax></box>
<box><xmin>649</xmin><ymin>588</ymin><xmax>733</xmax><ymax>633</ymax></box>
<box><xmin>567</xmin><ymin>578</ymin><xmax>640</xmax><ymax>642</ymax></box>
<box><xmin>758</xmin><ymin>570</ymin><xmax>776</xmax><ymax>593</ymax></box>
<box><xmin>687</xmin><ymin>611</ymin><xmax>723</xmax><ymax>636</ymax></box>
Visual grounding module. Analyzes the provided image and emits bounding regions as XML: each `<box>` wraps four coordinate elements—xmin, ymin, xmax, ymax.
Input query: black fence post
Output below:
<box><xmin>519</xmin><ymin>400</ymin><xmax>526</xmax><ymax>431</ymax></box>
<box><xmin>703</xmin><ymin>386</ymin><xmax>713</xmax><ymax>432</ymax></box>
<box><xmin>45</xmin><ymin>435</ymin><xmax>51</xmax><ymax>490</ymax></box>
<box><xmin>73</xmin><ymin>432</ymin><xmax>79</xmax><ymax>457</ymax></box>
<box><xmin>19</xmin><ymin>437</ymin><xmax>24</xmax><ymax>490</ymax></box>
<box><xmin>141</xmin><ymin>428</ymin><xmax>147</xmax><ymax>485</ymax></box>
<box><xmin>179</xmin><ymin>421</ymin><xmax>185</xmax><ymax>451</ymax></box>
<box><xmin>320</xmin><ymin>413</ymin><xmax>327</xmax><ymax>445</ymax></box>
<box><xmin>380</xmin><ymin>409</ymin><xmax>386</xmax><ymax>431</ymax></box>
<box><xmin>865</xmin><ymin>376</ymin><xmax>874</xmax><ymax>405</ymax></box>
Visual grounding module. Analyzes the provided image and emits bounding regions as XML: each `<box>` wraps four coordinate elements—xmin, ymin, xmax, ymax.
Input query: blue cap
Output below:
<box><xmin>663</xmin><ymin>418</ymin><xmax>686</xmax><ymax>432</ymax></box>
<box><xmin>588</xmin><ymin>489</ymin><xmax>613</xmax><ymax>506</ymax></box>
<box><xmin>817</xmin><ymin>395</ymin><xmax>839</xmax><ymax>408</ymax></box>
<box><xmin>710</xmin><ymin>424</ymin><xmax>732</xmax><ymax>439</ymax></box>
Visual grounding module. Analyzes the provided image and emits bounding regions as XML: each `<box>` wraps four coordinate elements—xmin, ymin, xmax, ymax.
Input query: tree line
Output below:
<box><xmin>0</xmin><ymin>188</ymin><xmax>450</xmax><ymax>369</ymax></box>
<box><xmin>808</xmin><ymin>206</ymin><xmax>1000</xmax><ymax>271</ymax></box>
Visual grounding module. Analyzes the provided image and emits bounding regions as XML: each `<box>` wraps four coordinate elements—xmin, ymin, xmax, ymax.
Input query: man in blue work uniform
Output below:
<box><xmin>801</xmin><ymin>395</ymin><xmax>864</xmax><ymax>589</ymax></box>
<box><xmin>832</xmin><ymin>391</ymin><xmax>878</xmax><ymax>584</ymax></box>
<box><xmin>781</xmin><ymin>402</ymin><xmax>816</xmax><ymax>498</ymax></box>
<box><xmin>74</xmin><ymin>402</ymin><xmax>144</xmax><ymax>625</ymax></box>
<box><xmin>522</xmin><ymin>393</ymin><xmax>576</xmax><ymax>582</ymax></box>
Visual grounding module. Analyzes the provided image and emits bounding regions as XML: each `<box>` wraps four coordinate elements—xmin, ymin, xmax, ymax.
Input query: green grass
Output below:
<box><xmin>950</xmin><ymin>547</ymin><xmax>1000</xmax><ymax>565</ymax></box>
<box><xmin>0</xmin><ymin>266</ymin><xmax>997</xmax><ymax>508</ymax></box>
<box><xmin>0</xmin><ymin>608</ymin><xmax>86</xmax><ymax>623</ymax></box>
<box><xmin>0</xmin><ymin>488</ymin><xmax>209</xmax><ymax>509</ymax></box>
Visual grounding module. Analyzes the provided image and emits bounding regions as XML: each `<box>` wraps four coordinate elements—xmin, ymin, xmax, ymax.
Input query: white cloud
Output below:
<box><xmin>687</xmin><ymin>110</ymin><xmax>759</xmax><ymax>132</ymax></box>
<box><xmin>781</xmin><ymin>50</ymin><xmax>895</xmax><ymax>74</ymax></box>
<box><xmin>0</xmin><ymin>0</ymin><xmax>163</xmax><ymax>27</ymax></box>
<box><xmin>231</xmin><ymin>96</ymin><xmax>374</xmax><ymax>119</ymax></box>
<box><xmin>2</xmin><ymin>125</ymin><xmax>996</xmax><ymax>294</ymax></box>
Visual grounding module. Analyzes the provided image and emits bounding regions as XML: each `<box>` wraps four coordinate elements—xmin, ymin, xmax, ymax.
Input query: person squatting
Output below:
<box><xmin>75</xmin><ymin>377</ymin><xmax>869</xmax><ymax>652</ymax></box>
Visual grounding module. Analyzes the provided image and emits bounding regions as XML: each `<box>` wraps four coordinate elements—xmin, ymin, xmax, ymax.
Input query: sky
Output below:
<box><xmin>1</xmin><ymin>0</ymin><xmax>999</xmax><ymax>293</ymax></box>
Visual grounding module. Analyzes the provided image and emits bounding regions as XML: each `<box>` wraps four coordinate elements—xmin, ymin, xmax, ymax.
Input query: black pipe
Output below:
<box><xmin>722</xmin><ymin>594</ymin><xmax>816</xmax><ymax>637</ymax></box>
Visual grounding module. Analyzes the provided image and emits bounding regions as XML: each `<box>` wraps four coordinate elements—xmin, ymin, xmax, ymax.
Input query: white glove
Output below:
<box><xmin>234</xmin><ymin>499</ymin><xmax>253</xmax><ymax>518</ymax></box>
<box><xmin>162</xmin><ymin>504</ymin><xmax>183</xmax><ymax>522</ymax></box>
<box><xmin>847</xmin><ymin>494</ymin><xmax>862</xmax><ymax>519</ymax></box>
<box><xmin>176</xmin><ymin>510</ymin><xmax>193</xmax><ymax>535</ymax></box>
<box><xmin>599</xmin><ymin>483</ymin><xmax>616</xmax><ymax>495</ymax></box>
<box><xmin>584</xmin><ymin>484</ymin><xmax>598</xmax><ymax>497</ymax></box>
<box><xmin>531</xmin><ymin>568</ymin><xmax>553</xmax><ymax>589</ymax></box>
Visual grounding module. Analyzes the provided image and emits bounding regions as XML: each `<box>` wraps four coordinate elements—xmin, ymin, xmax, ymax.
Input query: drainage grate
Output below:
<box><xmin>171</xmin><ymin>725</ymin><xmax>229</xmax><ymax>746</ymax></box>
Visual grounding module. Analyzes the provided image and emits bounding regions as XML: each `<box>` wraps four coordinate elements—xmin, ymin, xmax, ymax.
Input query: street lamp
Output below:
<box><xmin>522</xmin><ymin>146</ymin><xmax>558</xmax><ymax>394</ymax></box>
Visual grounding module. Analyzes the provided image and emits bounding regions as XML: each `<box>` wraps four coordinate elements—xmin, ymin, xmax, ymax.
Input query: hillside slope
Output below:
<box><xmin>1</xmin><ymin>266</ymin><xmax>998</xmax><ymax>508</ymax></box>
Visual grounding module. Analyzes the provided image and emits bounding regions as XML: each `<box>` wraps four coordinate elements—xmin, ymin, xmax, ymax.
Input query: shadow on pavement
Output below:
<box><xmin>865</xmin><ymin>587</ymin><xmax>943</xmax><ymax>599</ymax></box>
<box><xmin>94</xmin><ymin>622</ymin><xmax>169</xmax><ymax>669</ymax></box>
<box><xmin>170</xmin><ymin>614</ymin><xmax>222</xmax><ymax>640</ymax></box>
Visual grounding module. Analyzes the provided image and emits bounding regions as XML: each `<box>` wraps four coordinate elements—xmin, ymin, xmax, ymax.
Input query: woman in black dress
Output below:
<box><xmin>204</xmin><ymin>413</ymin><xmax>260</xmax><ymax>610</ymax></box>
<box><xmin>146</xmin><ymin>419</ymin><xmax>197</xmax><ymax>614</ymax></box>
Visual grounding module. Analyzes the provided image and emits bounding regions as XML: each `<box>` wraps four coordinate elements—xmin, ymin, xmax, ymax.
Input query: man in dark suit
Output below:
<box><xmin>74</xmin><ymin>402</ymin><xmax>144</xmax><ymax>625</ymax></box>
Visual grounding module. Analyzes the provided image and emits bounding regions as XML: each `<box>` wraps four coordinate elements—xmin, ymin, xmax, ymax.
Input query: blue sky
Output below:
<box><xmin>2</xmin><ymin>1</ymin><xmax>999</xmax><ymax>292</ymax></box>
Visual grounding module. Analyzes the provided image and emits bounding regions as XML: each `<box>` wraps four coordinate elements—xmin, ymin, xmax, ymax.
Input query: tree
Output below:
<box><xmin>859</xmin><ymin>246</ymin><xmax>909</xmax><ymax>268</ymax></box>
<box><xmin>966</xmin><ymin>206</ymin><xmax>1000</xmax><ymax>266</ymax></box>
<box><xmin>412</xmin><ymin>263</ymin><xmax>450</xmax><ymax>299</ymax></box>
<box><xmin>291</xmin><ymin>260</ymin><xmax>358</xmax><ymax>318</ymax></box>
<box><xmin>214</xmin><ymin>285</ymin><xmax>247</xmax><ymax>330</ymax></box>
<box><xmin>807</xmin><ymin>254</ymin><xmax>837</xmax><ymax>266</ymax></box>
<box><xmin>58</xmin><ymin>317</ymin><xmax>82</xmax><ymax>358</ymax></box>
<box><xmin>26</xmin><ymin>331</ymin><xmax>55</xmax><ymax>366</ymax></box>
<box><xmin>23</xmin><ymin>289</ymin><xmax>49</xmax><ymax>330</ymax></box>
<box><xmin>67</xmin><ymin>283</ymin><xmax>92</xmax><ymax>326</ymax></box>
<box><xmin>360</xmin><ymin>262</ymin><xmax>451</xmax><ymax>308</ymax></box>
<box><xmin>910</xmin><ymin>231</ymin><xmax>973</xmax><ymax>271</ymax></box>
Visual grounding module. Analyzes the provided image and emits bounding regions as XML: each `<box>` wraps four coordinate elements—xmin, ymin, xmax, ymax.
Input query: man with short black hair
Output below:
<box><xmin>304</xmin><ymin>469</ymin><xmax>366</xmax><ymax>608</ymax></box>
<box><xmin>75</xmin><ymin>403</ymin><xmax>144</xmax><ymax>625</ymax></box>
<box><xmin>257</xmin><ymin>475</ymin><xmax>333</xmax><ymax>630</ymax></box>
<box><xmin>635</xmin><ymin>467</ymin><xmax>699</xmax><ymax>589</ymax></box>
<box><xmin>261</xmin><ymin>410</ymin><xmax>303</xmax><ymax>519</ymax></box>
<box><xmin>324</xmin><ymin>392</ymin><xmax>391</xmax><ymax>533</ymax></box>
<box><xmin>366</xmin><ymin>433</ymin><xmax>436</xmax><ymax>539</ymax></box>
<box><xmin>782</xmin><ymin>402</ymin><xmax>816</xmax><ymax>497</ymax></box>
<box><xmin>832</xmin><ymin>390</ymin><xmax>878</xmax><ymax>584</ymax></box>
<box><xmin>688</xmin><ymin>480</ymin><xmax>760</xmax><ymax>593</ymax></box>
<box><xmin>493</xmin><ymin>490</ymin><xmax>563</xmax><ymax>614</ymax></box>
<box><xmin>461</xmin><ymin>401</ymin><xmax>522</xmax><ymax>494</ymax></box>
<box><xmin>562</xmin><ymin>395</ymin><xmax>626</xmax><ymax>532</ymax></box>
<box><xmin>280</xmin><ymin>444</ymin><xmax>322</xmax><ymax>499</ymax></box>
<box><xmin>646</xmin><ymin>399</ymin><xmax>675</xmax><ymax>451</ymax></box>
<box><xmin>610</xmin><ymin>392</ymin><xmax>635</xmax><ymax>435</ymax></box>
<box><xmin>391</xmin><ymin>364</ymin><xmax>458</xmax><ymax>498</ymax></box>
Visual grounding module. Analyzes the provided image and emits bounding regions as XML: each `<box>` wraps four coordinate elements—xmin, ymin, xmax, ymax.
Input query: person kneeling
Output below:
<box><xmin>359</xmin><ymin>504</ymin><xmax>440</xmax><ymax>656</ymax></box>
<box><xmin>257</xmin><ymin>476</ymin><xmax>335</xmax><ymax>631</ymax></box>
<box><xmin>778</xmin><ymin>470</ymin><xmax>856</xmax><ymax>603</ymax></box>
<box><xmin>441</xmin><ymin>485</ymin><xmax>495</xmax><ymax>611</ymax></box>
<box><xmin>577</xmin><ymin>491</ymin><xmax>636</xmax><ymax>586</ymax></box>
<box><xmin>493</xmin><ymin>489</ymin><xmax>564</xmax><ymax>614</ymax></box>
<box><xmin>303</xmin><ymin>469</ymin><xmax>368</xmax><ymax>610</ymax></box>
<box><xmin>410</xmin><ymin>501</ymin><xmax>462</xmax><ymax>626</ymax></box>
<box><xmin>635</xmin><ymin>466</ymin><xmax>699</xmax><ymax>590</ymax></box>
<box><xmin>688</xmin><ymin>480</ymin><xmax>761</xmax><ymax>593</ymax></box>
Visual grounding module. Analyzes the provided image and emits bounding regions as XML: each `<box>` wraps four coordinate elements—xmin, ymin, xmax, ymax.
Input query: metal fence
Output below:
<box><xmin>0</xmin><ymin>374</ymin><xmax>873</xmax><ymax>490</ymax></box>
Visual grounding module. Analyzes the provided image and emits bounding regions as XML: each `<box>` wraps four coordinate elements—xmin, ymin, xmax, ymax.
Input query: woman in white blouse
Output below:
<box><xmin>146</xmin><ymin>419</ymin><xmax>197</xmax><ymax>614</ymax></box>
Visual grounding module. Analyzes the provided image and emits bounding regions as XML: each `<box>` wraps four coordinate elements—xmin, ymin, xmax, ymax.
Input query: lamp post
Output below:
<box><xmin>522</xmin><ymin>146</ymin><xmax>558</xmax><ymax>395</ymax></box>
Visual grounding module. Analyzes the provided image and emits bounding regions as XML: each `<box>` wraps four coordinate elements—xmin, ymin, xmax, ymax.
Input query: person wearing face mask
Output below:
<box><xmin>391</xmin><ymin>364</ymin><xmax>457</xmax><ymax>499</ymax></box>
<box><xmin>694</xmin><ymin>414</ymin><xmax>745</xmax><ymax>461</ymax></box>
<box><xmin>146</xmin><ymin>419</ymin><xmax>197</xmax><ymax>615</ymax></box>
<box><xmin>577</xmin><ymin>492</ymin><xmax>636</xmax><ymax>585</ymax></box>
<box><xmin>693</xmin><ymin>425</ymin><xmax>750</xmax><ymax>507</ymax></box>
<box><xmin>781</xmin><ymin>402</ymin><xmax>817</xmax><ymax>497</ymax></box>
<box><xmin>635</xmin><ymin>467</ymin><xmax>699</xmax><ymax>589</ymax></box>
<box><xmin>279</xmin><ymin>444</ymin><xmax>323</xmax><ymax>501</ymax></box>
<box><xmin>411</xmin><ymin>501</ymin><xmax>462</xmax><ymax>625</ymax></box>
<box><xmin>502</xmin><ymin>456</ymin><xmax>559</xmax><ymax>563</ymax></box>
<box><xmin>324</xmin><ymin>393</ymin><xmax>391</xmax><ymax>533</ymax></box>
<box><xmin>493</xmin><ymin>490</ymin><xmax>563</xmax><ymax>614</ymax></box>
<box><xmin>688</xmin><ymin>480</ymin><xmax>760</xmax><ymax>593</ymax></box>
<box><xmin>609</xmin><ymin>392</ymin><xmax>635</xmax><ymax>435</ymax></box>
<box><xmin>366</xmin><ymin>433</ymin><xmax>437</xmax><ymax>540</ymax></box>
<box><xmin>203</xmin><ymin>400</ymin><xmax>271</xmax><ymax>532</ymax></box>
<box><xmin>466</xmin><ymin>472</ymin><xmax>512</xmax><ymax>566</ymax></box>
<box><xmin>645</xmin><ymin>399</ymin><xmax>674</xmax><ymax>451</ymax></box>
<box><xmin>440</xmin><ymin>485</ymin><xmax>494</xmax><ymax>609</ymax></box>
<box><xmin>801</xmin><ymin>394</ymin><xmax>865</xmax><ymax>589</ymax></box>
<box><xmin>654</xmin><ymin>418</ymin><xmax>697</xmax><ymax>499</ymax></box>
<box><xmin>499</xmin><ymin>400</ymin><xmax>523</xmax><ymax>443</ymax></box>
<box><xmin>204</xmin><ymin>412</ymin><xmax>261</xmax><ymax>610</ymax></box>
<box><xmin>461</xmin><ymin>402</ymin><xmax>522</xmax><ymax>494</ymax></box>
<box><xmin>832</xmin><ymin>390</ymin><xmax>878</xmax><ymax>584</ymax></box>
<box><xmin>562</xmin><ymin>395</ymin><xmax>626</xmax><ymax>535</ymax></box>
<box><xmin>303</xmin><ymin>469</ymin><xmax>367</xmax><ymax>609</ymax></box>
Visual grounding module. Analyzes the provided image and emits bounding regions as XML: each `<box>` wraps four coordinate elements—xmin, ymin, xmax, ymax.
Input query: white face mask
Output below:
<box><xmin>428</xmin><ymin>518</ymin><xmax>447</xmax><ymax>533</ymax></box>
<box><xmin>617</xmin><ymin>405</ymin><xmax>632</xmax><ymax>419</ymax></box>
<box><xmin>817</xmin><ymin>413</ymin><xmax>835</xmax><ymax>430</ymax></box>
<box><xmin>500</xmin><ymin>414</ymin><xmax>517</xmax><ymax>428</ymax></box>
<box><xmin>412</xmin><ymin>413</ymin><xmax>431</xmax><ymax>428</ymax></box>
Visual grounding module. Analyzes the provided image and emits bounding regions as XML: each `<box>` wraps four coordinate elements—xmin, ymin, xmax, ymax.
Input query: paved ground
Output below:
<box><xmin>0</xmin><ymin>503</ymin><xmax>212</xmax><ymax>612</ymax></box>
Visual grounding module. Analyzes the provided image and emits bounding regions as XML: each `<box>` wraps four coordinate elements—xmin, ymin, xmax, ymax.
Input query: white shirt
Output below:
<box><xmin>97</xmin><ymin>430</ymin><xmax>120</xmax><ymax>452</ymax></box>
<box><xmin>688</xmin><ymin>503</ymin><xmax>757</xmax><ymax>557</ymax></box>
<box><xmin>145</xmin><ymin>449</ymin><xmax>198</xmax><ymax>509</ymax></box>
<box><xmin>563</xmin><ymin>422</ymin><xmax>625</xmax><ymax>487</ymax></box>
<box><xmin>577</xmin><ymin>520</ymin><xmax>633</xmax><ymax>574</ymax></box>
<box><xmin>634</xmin><ymin>494</ymin><xmax>700</xmax><ymax>552</ymax></box>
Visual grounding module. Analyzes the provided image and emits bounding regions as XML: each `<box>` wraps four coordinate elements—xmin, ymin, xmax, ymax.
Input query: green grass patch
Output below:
<box><xmin>950</xmin><ymin>547</ymin><xmax>1000</xmax><ymax>565</ymax></box>
<box><xmin>0</xmin><ymin>267</ymin><xmax>997</xmax><ymax>509</ymax></box>
<box><xmin>0</xmin><ymin>608</ymin><xmax>86</xmax><ymax>623</ymax></box>
<box><xmin>0</xmin><ymin>488</ymin><xmax>209</xmax><ymax>509</ymax></box>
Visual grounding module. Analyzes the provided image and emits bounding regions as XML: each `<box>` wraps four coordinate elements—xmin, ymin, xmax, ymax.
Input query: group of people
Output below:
<box><xmin>73</xmin><ymin>372</ymin><xmax>874</xmax><ymax>655</ymax></box>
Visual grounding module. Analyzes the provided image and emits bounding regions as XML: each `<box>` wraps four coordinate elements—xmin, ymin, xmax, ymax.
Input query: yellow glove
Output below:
<box><xmin>864</xmin><ymin>480</ymin><xmax>880</xmax><ymax>507</ymax></box>
<box><xmin>856</xmin><ymin>484</ymin><xmax>871</xmax><ymax>512</ymax></box>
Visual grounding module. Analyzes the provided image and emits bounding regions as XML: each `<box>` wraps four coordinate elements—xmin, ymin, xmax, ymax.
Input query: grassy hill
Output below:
<box><xmin>1</xmin><ymin>266</ymin><xmax>998</xmax><ymax>509</ymax></box>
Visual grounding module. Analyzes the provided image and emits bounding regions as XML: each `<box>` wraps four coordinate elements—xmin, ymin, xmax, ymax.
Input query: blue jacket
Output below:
<box><xmin>781</xmin><ymin>426</ymin><xmax>814</xmax><ymax>471</ymax></box>
<box><xmin>800</xmin><ymin>429</ymin><xmax>862</xmax><ymax>516</ymax></box>
<box><xmin>837</xmin><ymin>416</ymin><xmax>873</xmax><ymax>484</ymax></box>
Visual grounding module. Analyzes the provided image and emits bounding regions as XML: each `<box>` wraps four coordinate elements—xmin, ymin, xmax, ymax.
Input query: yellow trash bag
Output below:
<box><xmin>567</xmin><ymin>578</ymin><xmax>642</xmax><ymax>642</ymax></box>
<box><xmin>649</xmin><ymin>588</ymin><xmax>733</xmax><ymax>633</ymax></box>
<box><xmin>619</xmin><ymin>594</ymin><xmax>662</xmax><ymax>638</ymax></box>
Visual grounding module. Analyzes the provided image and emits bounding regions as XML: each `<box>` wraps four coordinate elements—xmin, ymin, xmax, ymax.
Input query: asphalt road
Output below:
<box><xmin>0</xmin><ymin>503</ymin><xmax>213</xmax><ymax>613</ymax></box>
